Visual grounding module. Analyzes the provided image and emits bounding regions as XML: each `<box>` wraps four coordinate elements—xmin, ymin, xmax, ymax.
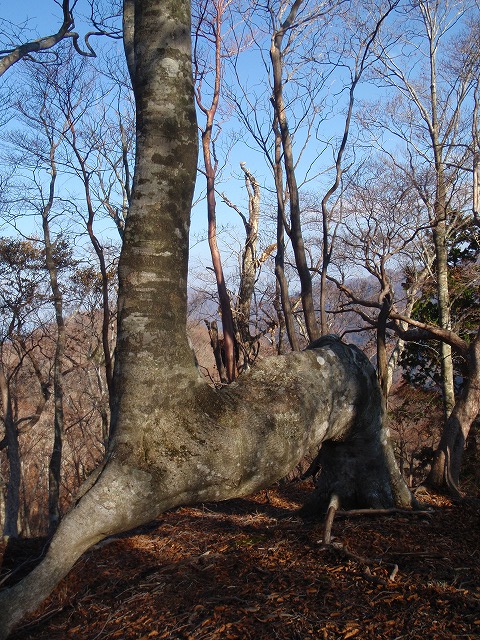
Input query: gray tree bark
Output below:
<box><xmin>0</xmin><ymin>1</ymin><xmax>413</xmax><ymax>636</ymax></box>
<box><xmin>426</xmin><ymin>326</ymin><xmax>480</xmax><ymax>494</ymax></box>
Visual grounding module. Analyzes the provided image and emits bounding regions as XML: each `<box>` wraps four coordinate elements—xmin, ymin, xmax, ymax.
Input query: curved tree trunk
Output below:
<box><xmin>426</xmin><ymin>326</ymin><xmax>480</xmax><ymax>494</ymax></box>
<box><xmin>0</xmin><ymin>1</ymin><xmax>413</xmax><ymax>636</ymax></box>
<box><xmin>195</xmin><ymin>0</ymin><xmax>237</xmax><ymax>383</ymax></box>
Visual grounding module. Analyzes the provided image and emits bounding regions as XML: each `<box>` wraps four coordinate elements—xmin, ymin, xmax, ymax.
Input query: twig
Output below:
<box><xmin>389</xmin><ymin>564</ymin><xmax>399</xmax><ymax>581</ymax></box>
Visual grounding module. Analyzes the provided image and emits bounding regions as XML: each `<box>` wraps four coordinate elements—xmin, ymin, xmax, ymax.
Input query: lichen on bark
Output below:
<box><xmin>0</xmin><ymin>1</ymin><xmax>414</xmax><ymax>637</ymax></box>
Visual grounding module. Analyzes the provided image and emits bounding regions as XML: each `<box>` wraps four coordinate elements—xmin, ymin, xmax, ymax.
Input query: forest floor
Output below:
<box><xmin>1</xmin><ymin>480</ymin><xmax>479</xmax><ymax>640</ymax></box>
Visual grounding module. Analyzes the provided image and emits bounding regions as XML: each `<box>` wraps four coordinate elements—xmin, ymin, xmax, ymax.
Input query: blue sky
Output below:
<box><xmin>0</xmin><ymin>0</ymin><xmax>374</xmax><ymax>292</ymax></box>
<box><xmin>0</xmin><ymin>2</ymin><xmax>273</xmax><ymax>277</ymax></box>
<box><xmin>3</xmin><ymin>0</ymin><xmax>455</xmax><ymax>294</ymax></box>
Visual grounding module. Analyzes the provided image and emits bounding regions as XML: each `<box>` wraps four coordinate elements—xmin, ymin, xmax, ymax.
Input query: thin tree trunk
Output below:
<box><xmin>204</xmin><ymin>156</ymin><xmax>237</xmax><ymax>382</ymax></box>
<box><xmin>377</xmin><ymin>294</ymin><xmax>392</xmax><ymax>404</ymax></box>
<box><xmin>269</xmin><ymin>1</ymin><xmax>319</xmax><ymax>343</ymax></box>
<box><xmin>433</xmin><ymin>217</ymin><xmax>455</xmax><ymax>419</ymax></box>
<box><xmin>428</xmin><ymin>17</ymin><xmax>455</xmax><ymax>421</ymax></box>
<box><xmin>205</xmin><ymin>320</ymin><xmax>228</xmax><ymax>384</ymax></box>
<box><xmin>0</xmin><ymin>363</ymin><xmax>20</xmax><ymax>538</ymax></box>
<box><xmin>273</xmin><ymin>280</ymin><xmax>286</xmax><ymax>354</ymax></box>
<box><xmin>473</xmin><ymin>78</ymin><xmax>480</xmax><ymax>223</ymax></box>
<box><xmin>195</xmin><ymin>1</ymin><xmax>237</xmax><ymax>382</ymax></box>
<box><xmin>42</xmin><ymin>196</ymin><xmax>66</xmax><ymax>537</ymax></box>
<box><xmin>273</xmin><ymin>116</ymin><xmax>299</xmax><ymax>351</ymax></box>
<box><xmin>38</xmin><ymin>106</ymin><xmax>68</xmax><ymax>535</ymax></box>
<box><xmin>70</xmin><ymin>131</ymin><xmax>115</xmax><ymax>407</ymax></box>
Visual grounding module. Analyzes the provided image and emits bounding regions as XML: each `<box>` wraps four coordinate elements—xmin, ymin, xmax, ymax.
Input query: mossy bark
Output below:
<box><xmin>0</xmin><ymin>1</ymin><xmax>413</xmax><ymax>637</ymax></box>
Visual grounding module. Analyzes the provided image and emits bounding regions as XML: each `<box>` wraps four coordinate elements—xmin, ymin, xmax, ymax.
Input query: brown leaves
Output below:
<box><xmin>2</xmin><ymin>482</ymin><xmax>480</xmax><ymax>640</ymax></box>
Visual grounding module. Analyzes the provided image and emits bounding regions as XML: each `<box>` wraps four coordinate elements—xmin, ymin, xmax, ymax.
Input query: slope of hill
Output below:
<box><xmin>1</xmin><ymin>482</ymin><xmax>479</xmax><ymax>639</ymax></box>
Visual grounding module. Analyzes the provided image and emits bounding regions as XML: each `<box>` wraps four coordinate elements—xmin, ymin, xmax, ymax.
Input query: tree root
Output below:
<box><xmin>319</xmin><ymin>494</ymin><xmax>431</xmax><ymax>586</ymax></box>
<box><xmin>321</xmin><ymin>494</ymin><xmax>432</xmax><ymax>545</ymax></box>
<box><xmin>322</xmin><ymin>493</ymin><xmax>340</xmax><ymax>545</ymax></box>
<box><xmin>335</xmin><ymin>508</ymin><xmax>433</xmax><ymax>518</ymax></box>
<box><xmin>321</xmin><ymin>540</ymin><xmax>399</xmax><ymax>587</ymax></box>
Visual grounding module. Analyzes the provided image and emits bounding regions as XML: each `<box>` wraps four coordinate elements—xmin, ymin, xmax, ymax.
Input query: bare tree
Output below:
<box><xmin>268</xmin><ymin>0</ymin><xmax>322</xmax><ymax>343</ymax></box>
<box><xmin>0</xmin><ymin>1</ymin><xmax>414</xmax><ymax>635</ymax></box>
<box><xmin>193</xmin><ymin>0</ymin><xmax>238</xmax><ymax>381</ymax></box>
<box><xmin>327</xmin><ymin>158</ymin><xmax>433</xmax><ymax>399</ymax></box>
<box><xmin>0</xmin><ymin>239</ymin><xmax>50</xmax><ymax>537</ymax></box>
<box><xmin>40</xmin><ymin>128</ymin><xmax>68</xmax><ymax>537</ymax></box>
<box><xmin>329</xmin><ymin>156</ymin><xmax>479</xmax><ymax>493</ymax></box>
<box><xmin>367</xmin><ymin>0</ymin><xmax>480</xmax><ymax>490</ymax></box>
<box><xmin>318</xmin><ymin>0</ymin><xmax>398</xmax><ymax>335</ymax></box>
<box><xmin>6</xmin><ymin>66</ymin><xmax>76</xmax><ymax>534</ymax></box>
<box><xmin>370</xmin><ymin>0</ymin><xmax>480</xmax><ymax>426</ymax></box>
<box><xmin>217</xmin><ymin>162</ymin><xmax>278</xmax><ymax>371</ymax></box>
<box><xmin>226</xmin><ymin>0</ymin><xmax>335</xmax><ymax>349</ymax></box>
<box><xmin>0</xmin><ymin>0</ymin><xmax>124</xmax><ymax>77</ymax></box>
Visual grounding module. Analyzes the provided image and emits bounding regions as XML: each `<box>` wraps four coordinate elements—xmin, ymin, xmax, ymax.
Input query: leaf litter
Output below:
<box><xmin>1</xmin><ymin>481</ymin><xmax>479</xmax><ymax>639</ymax></box>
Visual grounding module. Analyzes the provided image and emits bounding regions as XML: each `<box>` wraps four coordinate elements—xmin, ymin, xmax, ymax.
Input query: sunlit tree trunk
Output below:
<box><xmin>269</xmin><ymin>0</ymin><xmax>319</xmax><ymax>343</ymax></box>
<box><xmin>194</xmin><ymin>0</ymin><xmax>237</xmax><ymax>382</ymax></box>
<box><xmin>0</xmin><ymin>2</ymin><xmax>413</xmax><ymax>635</ymax></box>
<box><xmin>273</xmin><ymin>116</ymin><xmax>300</xmax><ymax>351</ymax></box>
<box><xmin>426</xmin><ymin>327</ymin><xmax>480</xmax><ymax>494</ymax></box>
<box><xmin>235</xmin><ymin>164</ymin><xmax>261</xmax><ymax>349</ymax></box>
<box><xmin>41</xmin><ymin>147</ymin><xmax>66</xmax><ymax>536</ymax></box>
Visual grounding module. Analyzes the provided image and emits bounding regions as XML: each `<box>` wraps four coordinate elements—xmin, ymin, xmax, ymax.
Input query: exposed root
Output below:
<box><xmin>319</xmin><ymin>501</ymin><xmax>421</xmax><ymax>586</ymax></box>
<box><xmin>326</xmin><ymin>540</ymin><xmax>399</xmax><ymax>587</ymax></box>
<box><xmin>322</xmin><ymin>493</ymin><xmax>340</xmax><ymax>545</ymax></box>
<box><xmin>335</xmin><ymin>508</ymin><xmax>433</xmax><ymax>518</ymax></box>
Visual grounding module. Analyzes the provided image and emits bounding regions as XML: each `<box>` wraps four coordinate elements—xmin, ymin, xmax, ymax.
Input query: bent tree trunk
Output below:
<box><xmin>426</xmin><ymin>326</ymin><xmax>480</xmax><ymax>495</ymax></box>
<box><xmin>0</xmin><ymin>0</ymin><xmax>413</xmax><ymax>636</ymax></box>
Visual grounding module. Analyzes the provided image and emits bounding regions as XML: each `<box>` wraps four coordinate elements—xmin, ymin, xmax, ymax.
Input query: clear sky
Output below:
<box><xmin>0</xmin><ymin>0</ymin><xmax>434</xmax><ymax>290</ymax></box>
<box><xmin>0</xmin><ymin>1</ymin><xmax>227</xmax><ymax>276</ymax></box>
<box><xmin>0</xmin><ymin>0</ymin><xmax>364</xmax><ymax>289</ymax></box>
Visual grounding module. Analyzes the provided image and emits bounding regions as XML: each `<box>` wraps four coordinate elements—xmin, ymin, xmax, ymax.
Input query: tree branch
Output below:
<box><xmin>0</xmin><ymin>0</ymin><xmax>74</xmax><ymax>76</ymax></box>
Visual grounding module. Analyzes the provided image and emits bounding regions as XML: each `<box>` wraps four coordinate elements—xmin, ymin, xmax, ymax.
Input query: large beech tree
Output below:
<box><xmin>0</xmin><ymin>0</ymin><xmax>414</xmax><ymax>636</ymax></box>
